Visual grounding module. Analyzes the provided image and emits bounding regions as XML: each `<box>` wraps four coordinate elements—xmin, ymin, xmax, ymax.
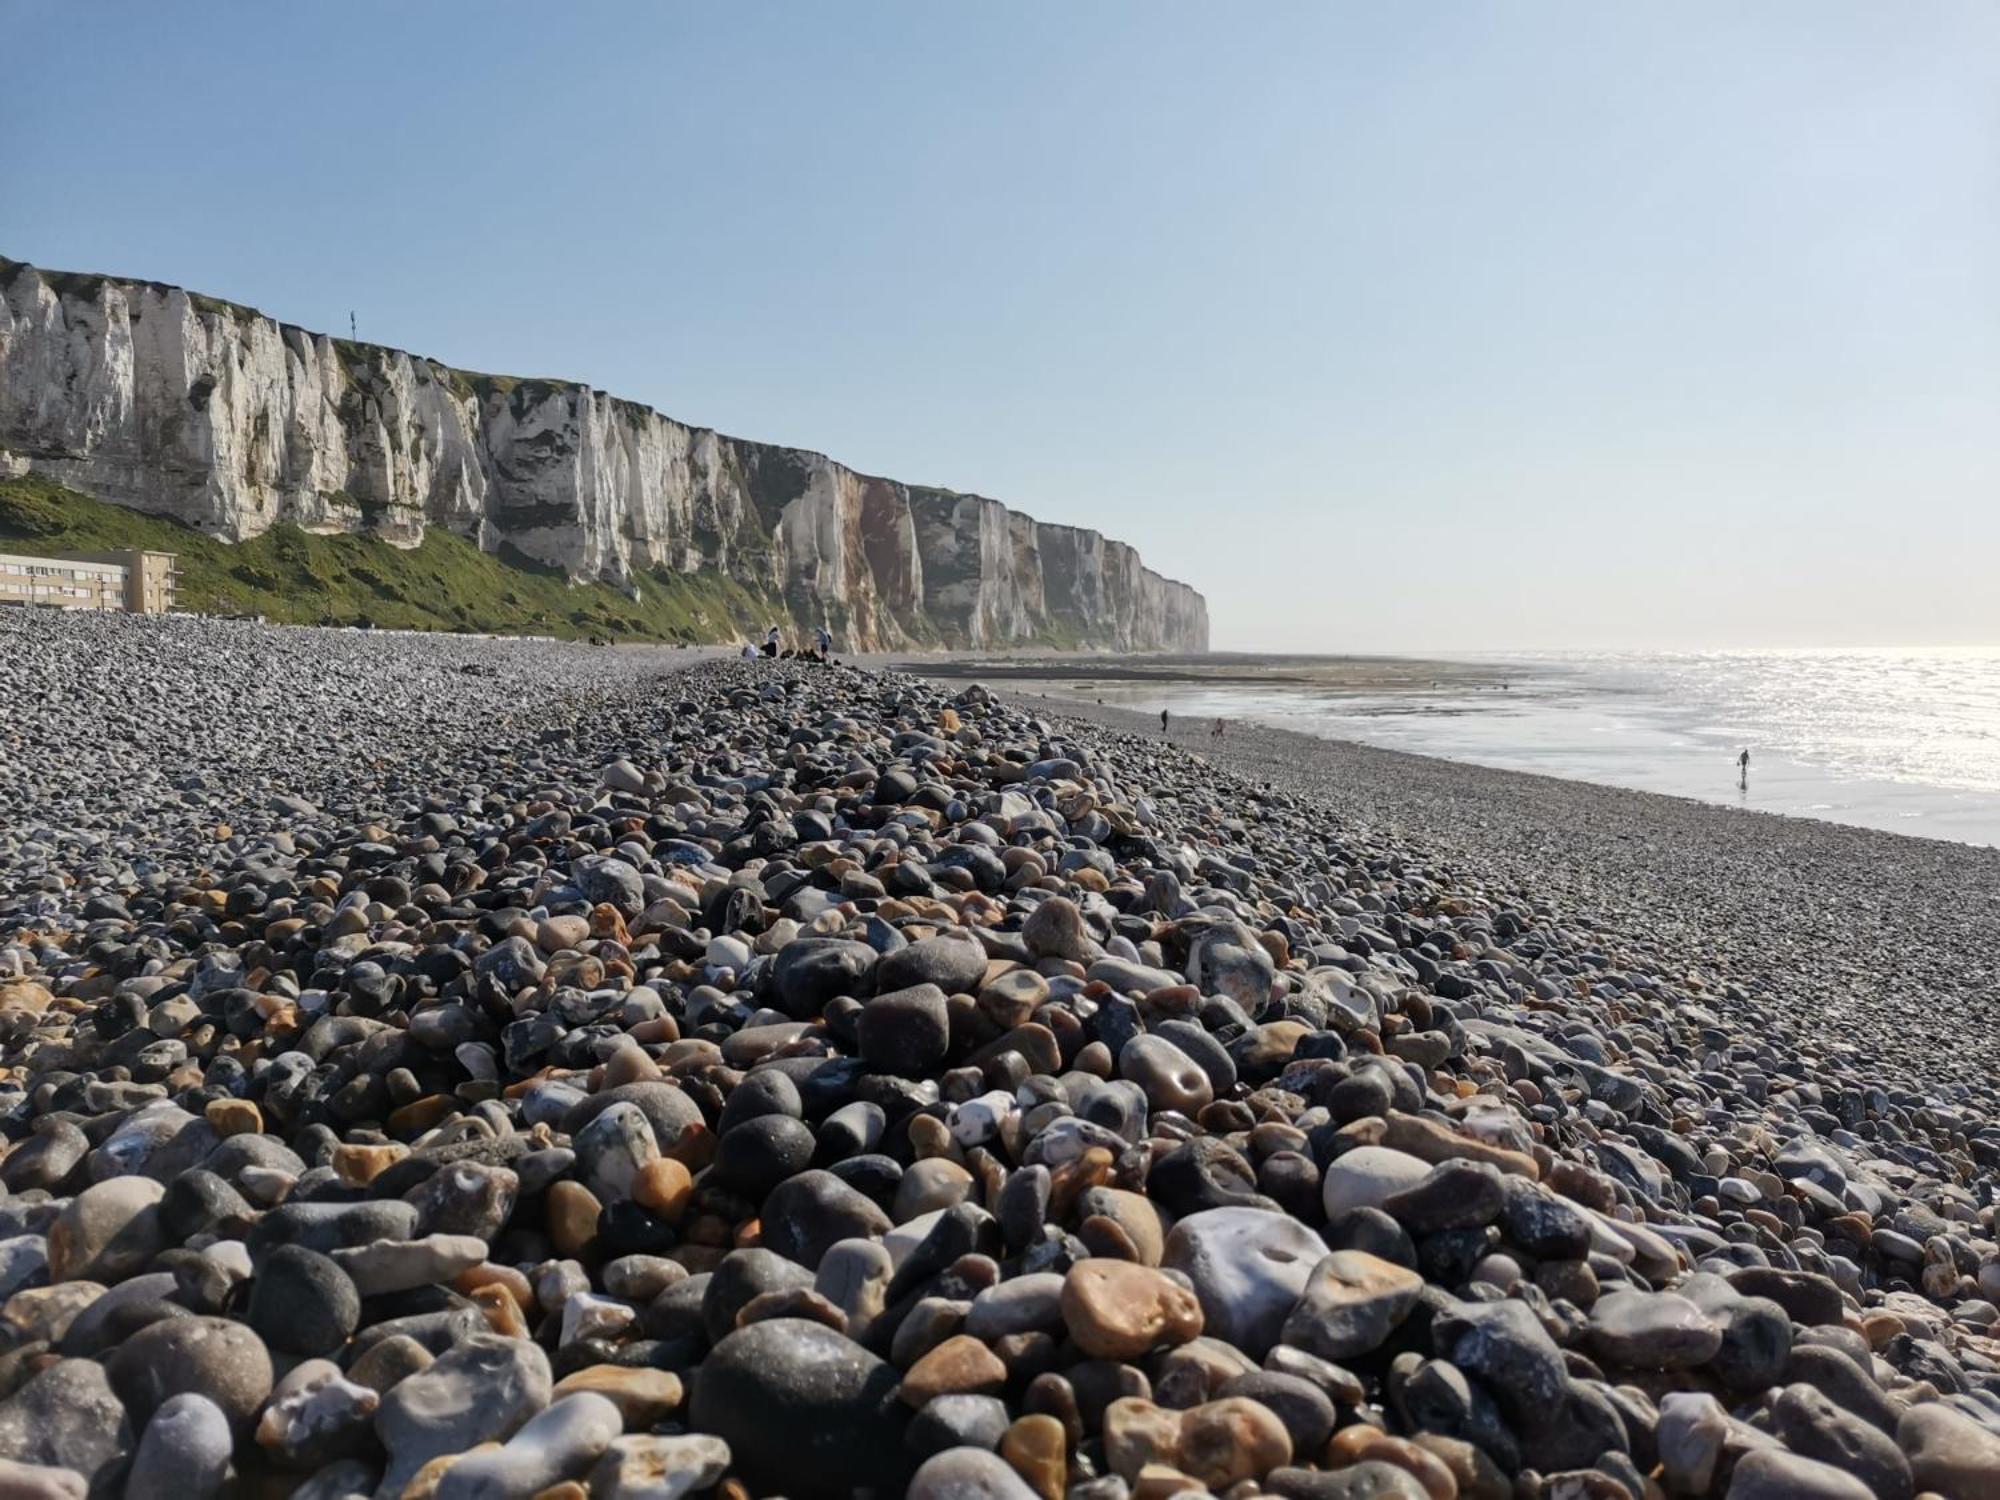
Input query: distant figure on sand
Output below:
<box><xmin>1738</xmin><ymin>747</ymin><xmax>1750</xmax><ymax>789</ymax></box>
<box><xmin>762</xmin><ymin>626</ymin><xmax>781</xmax><ymax>658</ymax></box>
<box><xmin>1160</xmin><ymin>709</ymin><xmax>1170</xmax><ymax>733</ymax></box>
<box><xmin>814</xmin><ymin>624</ymin><xmax>833</xmax><ymax>658</ymax></box>
<box><xmin>1212</xmin><ymin>717</ymin><xmax>1226</xmax><ymax>739</ymax></box>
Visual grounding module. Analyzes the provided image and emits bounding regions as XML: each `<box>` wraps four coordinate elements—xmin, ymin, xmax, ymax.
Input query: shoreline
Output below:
<box><xmin>1007</xmin><ymin>681</ymin><xmax>2000</xmax><ymax>1091</ymax></box>
<box><xmin>882</xmin><ymin>650</ymin><xmax>2000</xmax><ymax>852</ymax></box>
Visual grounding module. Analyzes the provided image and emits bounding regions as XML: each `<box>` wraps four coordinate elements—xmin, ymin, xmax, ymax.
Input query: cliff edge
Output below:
<box><xmin>0</xmin><ymin>257</ymin><xmax>1207</xmax><ymax>650</ymax></box>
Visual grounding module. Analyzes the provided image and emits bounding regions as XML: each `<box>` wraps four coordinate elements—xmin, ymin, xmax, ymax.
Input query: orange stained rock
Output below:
<box><xmin>1327</xmin><ymin>1426</ymin><xmax>1459</xmax><ymax>1500</ymax></box>
<box><xmin>204</xmin><ymin>1099</ymin><xmax>263</xmax><ymax>1137</ymax></box>
<box><xmin>469</xmin><ymin>1283</ymin><xmax>528</xmax><ymax>1339</ymax></box>
<box><xmin>552</xmin><ymin>1364</ymin><xmax>684</xmax><ymax>1427</ymax></box>
<box><xmin>663</xmin><ymin>1122</ymin><xmax>717</xmax><ymax>1171</ymax></box>
<box><xmin>331</xmin><ymin>1142</ymin><xmax>409</xmax><ymax>1187</ymax></box>
<box><xmin>1001</xmin><ymin>1413</ymin><xmax>1067</xmax><ymax>1500</ymax></box>
<box><xmin>546</xmin><ymin>1180</ymin><xmax>603</xmax><ymax>1257</ymax></box>
<box><xmin>1102</xmin><ymin>1397</ymin><xmax>1183</xmax><ymax>1482</ymax></box>
<box><xmin>900</xmin><ymin>1334</ymin><xmax>1008</xmax><ymax>1407</ymax></box>
<box><xmin>1060</xmin><ymin>1259</ymin><xmax>1203</xmax><ymax>1360</ymax></box>
<box><xmin>1380</xmin><ymin>1110</ymin><xmax>1539</xmax><ymax>1181</ymax></box>
<box><xmin>385</xmin><ymin>1095</ymin><xmax>458</xmax><ymax>1136</ymax></box>
<box><xmin>633</xmin><ymin>1158</ymin><xmax>694</xmax><ymax>1222</ymax></box>
<box><xmin>1176</xmin><ymin>1397</ymin><xmax>1293</xmax><ymax>1488</ymax></box>
<box><xmin>456</xmin><ymin>1262</ymin><xmax>534</xmax><ymax>1312</ymax></box>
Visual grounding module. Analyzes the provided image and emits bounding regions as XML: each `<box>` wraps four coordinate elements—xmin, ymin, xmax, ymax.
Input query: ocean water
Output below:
<box><xmin>1086</xmin><ymin>649</ymin><xmax>2000</xmax><ymax>848</ymax></box>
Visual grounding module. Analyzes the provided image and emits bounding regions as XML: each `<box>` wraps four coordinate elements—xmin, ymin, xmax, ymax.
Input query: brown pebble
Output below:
<box><xmin>663</xmin><ymin>1123</ymin><xmax>717</xmax><ymax>1172</ymax></box>
<box><xmin>470</xmin><ymin>1283</ymin><xmax>528</xmax><ymax>1339</ymax></box>
<box><xmin>1412</xmin><ymin>1434</ymin><xmax>1510</xmax><ymax>1500</ymax></box>
<box><xmin>908</xmin><ymin>1113</ymin><xmax>964</xmax><ymax>1164</ymax></box>
<box><xmin>546</xmin><ymin>1181</ymin><xmax>603</xmax><ymax>1257</ymax></box>
<box><xmin>1078</xmin><ymin>1216</ymin><xmax>1144</xmax><ymax>1263</ymax></box>
<box><xmin>1380</xmin><ymin>1111</ymin><xmax>1538</xmax><ymax>1180</ymax></box>
<box><xmin>1060</xmin><ymin>1259</ymin><xmax>1203</xmax><ymax>1360</ymax></box>
<box><xmin>455</xmin><ymin>1262</ymin><xmax>533</xmax><ymax>1313</ymax></box>
<box><xmin>1327</xmin><ymin>1427</ymin><xmax>1459</xmax><ymax>1500</ymax></box>
<box><xmin>1131</xmin><ymin>1463</ymin><xmax>1203</xmax><ymax>1500</ymax></box>
<box><xmin>348</xmin><ymin>1334</ymin><xmax>434</xmax><ymax>1394</ymax></box>
<box><xmin>332</xmin><ymin>1142</ymin><xmax>409</xmax><ymax>1187</ymax></box>
<box><xmin>1023</xmin><ymin>1371</ymin><xmax>1084</xmax><ymax>1447</ymax></box>
<box><xmin>901</xmin><ymin>1334</ymin><xmax>1008</xmax><ymax>1407</ymax></box>
<box><xmin>386</xmin><ymin>1094</ymin><xmax>458</xmax><ymax>1137</ymax></box>
<box><xmin>1178</xmin><ymin>1397</ymin><xmax>1293</xmax><ymax>1488</ymax></box>
<box><xmin>1003</xmin><ymin>1413</ymin><xmax>1068</xmax><ymax>1500</ymax></box>
<box><xmin>1103</xmin><ymin>1397</ymin><xmax>1183</xmax><ymax>1482</ymax></box>
<box><xmin>1862</xmin><ymin>1310</ymin><xmax>1906</xmax><ymax>1349</ymax></box>
<box><xmin>633</xmin><ymin>1158</ymin><xmax>694</xmax><ymax>1223</ymax></box>
<box><xmin>204</xmin><ymin>1099</ymin><xmax>262</xmax><ymax>1137</ymax></box>
<box><xmin>736</xmin><ymin>1287</ymin><xmax>847</xmax><ymax>1333</ymax></box>
<box><xmin>551</xmin><ymin>1364</ymin><xmax>683</xmax><ymax>1427</ymax></box>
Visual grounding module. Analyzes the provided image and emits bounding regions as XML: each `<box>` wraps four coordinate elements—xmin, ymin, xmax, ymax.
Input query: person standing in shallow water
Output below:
<box><xmin>1160</xmin><ymin>708</ymin><xmax>1170</xmax><ymax>733</ymax></box>
<box><xmin>1738</xmin><ymin>747</ymin><xmax>1751</xmax><ymax>789</ymax></box>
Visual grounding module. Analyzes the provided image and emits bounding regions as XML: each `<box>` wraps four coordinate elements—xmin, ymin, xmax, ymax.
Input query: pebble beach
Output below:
<box><xmin>2</xmin><ymin>610</ymin><xmax>1999</xmax><ymax>1500</ymax></box>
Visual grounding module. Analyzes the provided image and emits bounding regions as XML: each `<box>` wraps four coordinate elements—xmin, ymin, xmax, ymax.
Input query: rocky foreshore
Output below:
<box><xmin>1</xmin><ymin>610</ymin><xmax>1998</xmax><ymax>1500</ymax></box>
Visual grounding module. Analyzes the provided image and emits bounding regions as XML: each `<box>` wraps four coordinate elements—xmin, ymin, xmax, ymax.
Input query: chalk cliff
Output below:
<box><xmin>0</xmin><ymin>257</ymin><xmax>1207</xmax><ymax>651</ymax></box>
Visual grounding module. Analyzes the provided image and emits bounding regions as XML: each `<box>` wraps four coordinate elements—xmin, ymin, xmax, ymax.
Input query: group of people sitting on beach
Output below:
<box><xmin>742</xmin><ymin>624</ymin><xmax>837</xmax><ymax>663</ymax></box>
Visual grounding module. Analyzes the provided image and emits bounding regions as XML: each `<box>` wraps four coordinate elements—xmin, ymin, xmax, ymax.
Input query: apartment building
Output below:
<box><xmin>0</xmin><ymin>548</ymin><xmax>179</xmax><ymax>613</ymax></box>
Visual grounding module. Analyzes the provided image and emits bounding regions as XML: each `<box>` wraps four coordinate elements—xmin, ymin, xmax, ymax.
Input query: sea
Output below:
<box><xmin>1073</xmin><ymin>648</ymin><xmax>2000</xmax><ymax>850</ymax></box>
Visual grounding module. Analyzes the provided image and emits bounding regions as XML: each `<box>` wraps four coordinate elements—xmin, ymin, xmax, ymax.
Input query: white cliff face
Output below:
<box><xmin>0</xmin><ymin>258</ymin><xmax>1208</xmax><ymax>651</ymax></box>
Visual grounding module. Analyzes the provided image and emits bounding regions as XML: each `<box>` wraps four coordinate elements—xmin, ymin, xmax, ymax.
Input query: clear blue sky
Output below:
<box><xmin>6</xmin><ymin>3</ymin><xmax>1996</xmax><ymax>650</ymax></box>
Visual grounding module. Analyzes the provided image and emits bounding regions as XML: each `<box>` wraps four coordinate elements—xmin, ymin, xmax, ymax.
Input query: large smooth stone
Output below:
<box><xmin>1773</xmin><ymin>1384</ymin><xmax>1912</xmax><ymax>1500</ymax></box>
<box><xmin>106</xmin><ymin>1315</ymin><xmax>274</xmax><ymax>1432</ymax></box>
<box><xmin>124</xmin><ymin>1393</ymin><xmax>231</xmax><ymax>1500</ymax></box>
<box><xmin>907</xmin><ymin>1445</ymin><xmax>1042</xmax><ymax>1499</ymax></box>
<box><xmin>0</xmin><ymin>1357</ymin><xmax>134</xmax><ymax>1492</ymax></box>
<box><xmin>46</xmin><ymin>1177</ymin><xmax>165</xmax><ymax>1283</ymax></box>
<box><xmin>1727</xmin><ymin>1448</ymin><xmax>1875</xmax><ymax>1500</ymax></box>
<box><xmin>1587</xmin><ymin>1290</ymin><xmax>1722</xmax><ymax>1371</ymax></box>
<box><xmin>1897</xmin><ymin>1403</ymin><xmax>2000</xmax><ymax>1499</ymax></box>
<box><xmin>1278</xmin><ymin>1251</ymin><xmax>1423</xmax><ymax>1361</ymax></box>
<box><xmin>875</xmin><ymin>937</ymin><xmax>988</xmax><ymax>996</ymax></box>
<box><xmin>373</xmin><ymin>1333</ymin><xmax>553</xmax><ymax>1497</ymax></box>
<box><xmin>689</xmin><ymin>1319</ymin><xmax>910</xmax><ymax>1499</ymax></box>
<box><xmin>1162</xmin><ymin>1207</ymin><xmax>1326</xmax><ymax>1358</ymax></box>
<box><xmin>1320</xmin><ymin>1147</ymin><xmax>1430</xmax><ymax>1218</ymax></box>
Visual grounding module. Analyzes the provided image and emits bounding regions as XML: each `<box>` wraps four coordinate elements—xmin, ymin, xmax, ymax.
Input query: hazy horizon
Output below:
<box><xmin>6</xmin><ymin>3</ymin><xmax>1995</xmax><ymax>652</ymax></box>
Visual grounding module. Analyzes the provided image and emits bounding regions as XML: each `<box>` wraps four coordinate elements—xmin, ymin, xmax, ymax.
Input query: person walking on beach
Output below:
<box><xmin>1738</xmin><ymin>747</ymin><xmax>1750</xmax><ymax>789</ymax></box>
<box><xmin>1212</xmin><ymin>717</ymin><xmax>1226</xmax><ymax>739</ymax></box>
<box><xmin>1160</xmin><ymin>708</ymin><xmax>1170</xmax><ymax>733</ymax></box>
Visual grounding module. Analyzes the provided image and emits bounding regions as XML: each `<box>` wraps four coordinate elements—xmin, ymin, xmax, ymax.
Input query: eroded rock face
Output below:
<box><xmin>0</xmin><ymin>258</ymin><xmax>1208</xmax><ymax>651</ymax></box>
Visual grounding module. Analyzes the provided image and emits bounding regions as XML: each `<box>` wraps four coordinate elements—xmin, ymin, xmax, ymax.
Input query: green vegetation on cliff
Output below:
<box><xmin>0</xmin><ymin>475</ymin><xmax>781</xmax><ymax>642</ymax></box>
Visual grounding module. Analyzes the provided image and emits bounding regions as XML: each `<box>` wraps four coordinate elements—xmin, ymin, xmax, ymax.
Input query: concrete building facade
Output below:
<box><xmin>0</xmin><ymin>548</ymin><xmax>178</xmax><ymax>613</ymax></box>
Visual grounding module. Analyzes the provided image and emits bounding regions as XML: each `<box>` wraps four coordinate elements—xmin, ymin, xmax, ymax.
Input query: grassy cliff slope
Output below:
<box><xmin>0</xmin><ymin>475</ymin><xmax>781</xmax><ymax>642</ymax></box>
